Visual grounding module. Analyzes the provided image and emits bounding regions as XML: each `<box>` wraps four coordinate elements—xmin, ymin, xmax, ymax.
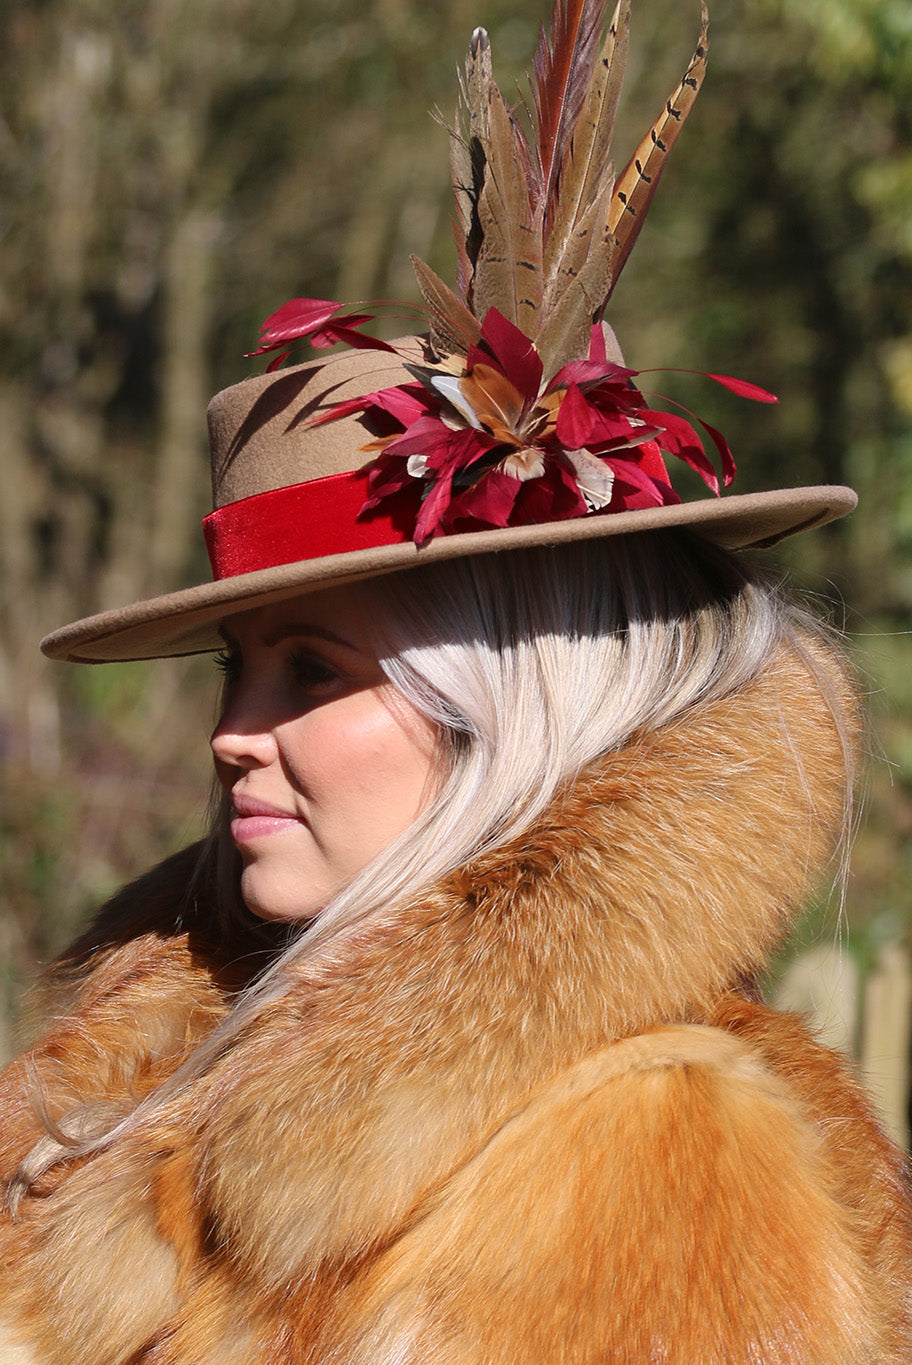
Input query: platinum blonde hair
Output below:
<box><xmin>11</xmin><ymin>528</ymin><xmax>855</xmax><ymax>1196</ymax></box>
<box><xmin>211</xmin><ymin>528</ymin><xmax>849</xmax><ymax>963</ymax></box>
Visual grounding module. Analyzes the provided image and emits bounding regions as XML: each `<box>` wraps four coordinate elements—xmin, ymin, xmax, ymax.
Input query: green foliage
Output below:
<box><xmin>2</xmin><ymin>0</ymin><xmax>912</xmax><ymax>1044</ymax></box>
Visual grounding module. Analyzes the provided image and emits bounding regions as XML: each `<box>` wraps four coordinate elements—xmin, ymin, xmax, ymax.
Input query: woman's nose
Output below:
<box><xmin>210</xmin><ymin>699</ymin><xmax>279</xmax><ymax>772</ymax></box>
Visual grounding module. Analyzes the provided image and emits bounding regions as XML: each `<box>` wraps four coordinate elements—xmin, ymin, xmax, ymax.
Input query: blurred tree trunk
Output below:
<box><xmin>1</xmin><ymin>0</ymin><xmax>912</xmax><ymax>1032</ymax></box>
<box><xmin>149</xmin><ymin>209</ymin><xmax>216</xmax><ymax>590</ymax></box>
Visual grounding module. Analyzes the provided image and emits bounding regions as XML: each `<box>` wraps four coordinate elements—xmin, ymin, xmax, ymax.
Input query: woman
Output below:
<box><xmin>2</xmin><ymin>2</ymin><xmax>911</xmax><ymax>1361</ymax></box>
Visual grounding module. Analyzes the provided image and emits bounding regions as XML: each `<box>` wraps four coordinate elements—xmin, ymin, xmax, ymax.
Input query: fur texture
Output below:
<box><xmin>1</xmin><ymin>644</ymin><xmax>910</xmax><ymax>1363</ymax></box>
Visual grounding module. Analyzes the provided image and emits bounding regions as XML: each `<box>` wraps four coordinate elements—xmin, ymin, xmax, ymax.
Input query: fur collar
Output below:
<box><xmin>138</xmin><ymin>639</ymin><xmax>853</xmax><ymax>1291</ymax></box>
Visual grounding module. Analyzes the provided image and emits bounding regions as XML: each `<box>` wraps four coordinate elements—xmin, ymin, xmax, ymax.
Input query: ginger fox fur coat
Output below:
<box><xmin>1</xmin><ymin>641</ymin><xmax>911</xmax><ymax>1364</ymax></box>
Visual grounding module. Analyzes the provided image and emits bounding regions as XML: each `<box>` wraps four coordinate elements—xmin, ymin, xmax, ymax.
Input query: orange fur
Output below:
<box><xmin>0</xmin><ymin>644</ymin><xmax>910</xmax><ymax>1363</ymax></box>
<box><xmin>334</xmin><ymin>1030</ymin><xmax>886</xmax><ymax>1363</ymax></box>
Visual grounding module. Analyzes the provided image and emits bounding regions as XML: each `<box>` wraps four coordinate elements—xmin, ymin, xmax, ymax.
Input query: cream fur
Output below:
<box><xmin>0</xmin><ymin>1319</ymin><xmax>44</xmax><ymax>1365</ymax></box>
<box><xmin>0</xmin><ymin>643</ymin><xmax>910</xmax><ymax>1363</ymax></box>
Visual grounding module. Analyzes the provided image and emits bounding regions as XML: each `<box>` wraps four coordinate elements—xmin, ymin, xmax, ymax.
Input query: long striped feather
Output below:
<box><xmin>606</xmin><ymin>3</ymin><xmax>708</xmax><ymax>291</ymax></box>
<box><xmin>444</xmin><ymin>3</ymin><xmax>708</xmax><ymax>373</ymax></box>
<box><xmin>451</xmin><ymin>26</ymin><xmax>497</xmax><ymax>304</ymax></box>
<box><xmin>536</xmin><ymin>174</ymin><xmax>617</xmax><ymax>378</ymax></box>
<box><xmin>544</xmin><ymin>0</ymin><xmax>630</xmax><ymax>275</ymax></box>
<box><xmin>538</xmin><ymin>0</ymin><xmax>630</xmax><ymax>371</ymax></box>
<box><xmin>532</xmin><ymin>0</ymin><xmax>609</xmax><ymax>231</ymax></box>
<box><xmin>473</xmin><ymin>79</ymin><xmax>542</xmax><ymax>334</ymax></box>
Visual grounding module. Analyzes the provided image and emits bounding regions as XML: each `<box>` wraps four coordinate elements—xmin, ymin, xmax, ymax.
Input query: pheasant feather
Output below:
<box><xmin>535</xmin><ymin>174</ymin><xmax>617</xmax><ymax>379</ymax></box>
<box><xmin>607</xmin><ymin>3</ymin><xmax>709</xmax><ymax>288</ymax></box>
<box><xmin>254</xmin><ymin>3</ymin><xmax>776</xmax><ymax>550</ymax></box>
<box><xmin>472</xmin><ymin>75</ymin><xmax>543</xmax><ymax>336</ymax></box>
<box><xmin>543</xmin><ymin>0</ymin><xmax>630</xmax><ymax>284</ymax></box>
<box><xmin>531</xmin><ymin>0</ymin><xmax>609</xmax><ymax>233</ymax></box>
<box><xmin>411</xmin><ymin>254</ymin><xmax>482</xmax><ymax>358</ymax></box>
<box><xmin>433</xmin><ymin>0</ymin><xmax>708</xmax><ymax>381</ymax></box>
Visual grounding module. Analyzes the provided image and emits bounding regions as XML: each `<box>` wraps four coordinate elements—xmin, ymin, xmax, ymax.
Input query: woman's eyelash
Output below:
<box><xmin>214</xmin><ymin>649</ymin><xmax>240</xmax><ymax>681</ymax></box>
<box><xmin>212</xmin><ymin>647</ymin><xmax>339</xmax><ymax>691</ymax></box>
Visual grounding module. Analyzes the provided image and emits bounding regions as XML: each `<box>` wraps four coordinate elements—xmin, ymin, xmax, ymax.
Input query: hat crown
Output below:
<box><xmin>207</xmin><ymin>345</ymin><xmax>419</xmax><ymax>508</ymax></box>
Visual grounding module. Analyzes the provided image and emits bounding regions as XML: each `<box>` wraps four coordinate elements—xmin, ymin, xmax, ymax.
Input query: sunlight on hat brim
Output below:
<box><xmin>40</xmin><ymin>486</ymin><xmax>857</xmax><ymax>663</ymax></box>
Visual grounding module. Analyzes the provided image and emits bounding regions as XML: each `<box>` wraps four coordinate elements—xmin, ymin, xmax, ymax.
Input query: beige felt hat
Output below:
<box><xmin>38</xmin><ymin>4</ymin><xmax>858</xmax><ymax>665</ymax></box>
<box><xmin>40</xmin><ymin>338</ymin><xmax>856</xmax><ymax>664</ymax></box>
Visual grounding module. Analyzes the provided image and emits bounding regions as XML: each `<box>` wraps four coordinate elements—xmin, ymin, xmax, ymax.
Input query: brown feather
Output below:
<box><xmin>537</xmin><ymin>0</ymin><xmax>630</xmax><ymax>375</ymax></box>
<box><xmin>451</xmin><ymin>209</ymin><xmax>474</xmax><ymax>304</ymax></box>
<box><xmin>543</xmin><ymin>0</ymin><xmax>629</xmax><ymax>282</ymax></box>
<box><xmin>473</xmin><ymin>81</ymin><xmax>542</xmax><ymax>334</ymax></box>
<box><xmin>459</xmin><ymin>363</ymin><xmax>525</xmax><ymax>436</ymax></box>
<box><xmin>531</xmin><ymin>0</ymin><xmax>609</xmax><ymax>232</ymax></box>
<box><xmin>452</xmin><ymin>28</ymin><xmax>496</xmax><ymax>311</ymax></box>
<box><xmin>606</xmin><ymin>2</ymin><xmax>709</xmax><ymax>294</ymax></box>
<box><xmin>451</xmin><ymin>2</ymin><xmax>704</xmax><ymax>353</ymax></box>
<box><xmin>411</xmin><ymin>255</ymin><xmax>481</xmax><ymax>358</ymax></box>
<box><xmin>449</xmin><ymin>128</ymin><xmax>474</xmax><ymax>267</ymax></box>
<box><xmin>453</xmin><ymin>30</ymin><xmax>493</xmax><ymax>233</ymax></box>
<box><xmin>464</xmin><ymin>26</ymin><xmax>494</xmax><ymax>144</ymax></box>
<box><xmin>536</xmin><ymin>176</ymin><xmax>617</xmax><ymax>379</ymax></box>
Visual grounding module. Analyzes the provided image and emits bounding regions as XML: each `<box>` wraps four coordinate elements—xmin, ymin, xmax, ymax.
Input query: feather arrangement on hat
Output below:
<box><xmin>416</xmin><ymin>0</ymin><xmax>707</xmax><ymax>379</ymax></box>
<box><xmin>250</xmin><ymin>0</ymin><xmax>776</xmax><ymax>546</ymax></box>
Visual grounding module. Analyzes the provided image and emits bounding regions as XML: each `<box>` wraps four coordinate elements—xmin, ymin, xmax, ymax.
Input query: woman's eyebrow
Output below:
<box><xmin>262</xmin><ymin>623</ymin><xmax>360</xmax><ymax>651</ymax></box>
<box><xmin>215</xmin><ymin>621</ymin><xmax>360</xmax><ymax>651</ymax></box>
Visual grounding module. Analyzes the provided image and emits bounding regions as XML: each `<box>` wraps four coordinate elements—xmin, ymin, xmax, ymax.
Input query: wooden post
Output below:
<box><xmin>861</xmin><ymin>943</ymin><xmax>912</xmax><ymax>1150</ymax></box>
<box><xmin>773</xmin><ymin>943</ymin><xmax>859</xmax><ymax>1057</ymax></box>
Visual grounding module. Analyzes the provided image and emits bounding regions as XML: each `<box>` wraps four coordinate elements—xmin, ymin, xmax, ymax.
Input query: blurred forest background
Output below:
<box><xmin>2</xmin><ymin>0</ymin><xmax>912</xmax><ymax>1092</ymax></box>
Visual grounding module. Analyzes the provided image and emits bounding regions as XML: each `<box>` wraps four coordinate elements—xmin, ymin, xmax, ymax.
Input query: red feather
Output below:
<box><xmin>707</xmin><ymin>372</ymin><xmax>778</xmax><ymax>404</ymax></box>
<box><xmin>607</xmin><ymin>457</ymin><xmax>678</xmax><ymax>507</ymax></box>
<box><xmin>249</xmin><ymin>298</ymin><xmax>343</xmax><ymax>354</ymax></box>
<box><xmin>532</xmin><ymin>0</ymin><xmax>609</xmax><ymax>231</ymax></box>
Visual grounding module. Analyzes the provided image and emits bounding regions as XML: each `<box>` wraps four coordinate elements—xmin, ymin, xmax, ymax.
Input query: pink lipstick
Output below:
<box><xmin>230</xmin><ymin>793</ymin><xmax>301</xmax><ymax>844</ymax></box>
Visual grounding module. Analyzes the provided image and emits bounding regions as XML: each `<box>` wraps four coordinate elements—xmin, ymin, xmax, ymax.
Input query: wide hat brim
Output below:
<box><xmin>40</xmin><ymin>343</ymin><xmax>857</xmax><ymax>663</ymax></box>
<box><xmin>40</xmin><ymin>487</ymin><xmax>854</xmax><ymax>663</ymax></box>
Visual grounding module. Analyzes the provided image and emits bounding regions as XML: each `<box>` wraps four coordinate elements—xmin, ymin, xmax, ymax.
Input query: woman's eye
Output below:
<box><xmin>289</xmin><ymin>651</ymin><xmax>338</xmax><ymax>692</ymax></box>
<box><xmin>213</xmin><ymin>644</ymin><xmax>341</xmax><ymax>697</ymax></box>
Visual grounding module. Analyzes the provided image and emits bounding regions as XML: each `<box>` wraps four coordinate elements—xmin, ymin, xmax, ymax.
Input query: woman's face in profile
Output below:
<box><xmin>210</xmin><ymin>588</ymin><xmax>438</xmax><ymax>921</ymax></box>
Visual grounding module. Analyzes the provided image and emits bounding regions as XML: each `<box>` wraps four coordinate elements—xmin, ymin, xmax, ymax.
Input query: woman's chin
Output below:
<box><xmin>239</xmin><ymin>869</ymin><xmax>331</xmax><ymax>924</ymax></box>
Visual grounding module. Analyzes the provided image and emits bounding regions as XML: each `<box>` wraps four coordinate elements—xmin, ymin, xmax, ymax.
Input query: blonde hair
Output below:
<box><xmin>11</xmin><ymin>528</ymin><xmax>855</xmax><ymax>1197</ymax></box>
<box><xmin>212</xmin><ymin>529</ymin><xmax>848</xmax><ymax>960</ymax></box>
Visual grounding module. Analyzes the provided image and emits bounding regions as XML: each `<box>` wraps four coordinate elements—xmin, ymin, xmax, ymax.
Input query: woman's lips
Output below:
<box><xmin>230</xmin><ymin>794</ymin><xmax>301</xmax><ymax>844</ymax></box>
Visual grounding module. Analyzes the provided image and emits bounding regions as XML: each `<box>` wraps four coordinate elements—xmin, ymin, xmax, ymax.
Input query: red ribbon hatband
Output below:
<box><xmin>203</xmin><ymin>471</ymin><xmax>403</xmax><ymax>580</ymax></box>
